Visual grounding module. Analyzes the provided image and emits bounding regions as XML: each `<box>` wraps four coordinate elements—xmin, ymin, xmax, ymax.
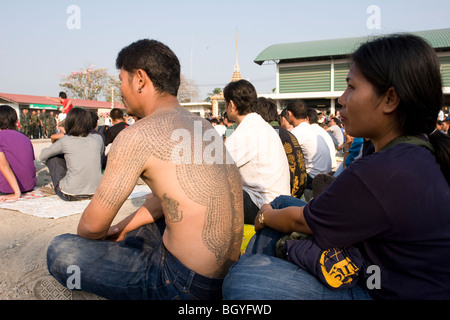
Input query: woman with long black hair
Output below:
<box><xmin>223</xmin><ymin>34</ymin><xmax>450</xmax><ymax>300</ymax></box>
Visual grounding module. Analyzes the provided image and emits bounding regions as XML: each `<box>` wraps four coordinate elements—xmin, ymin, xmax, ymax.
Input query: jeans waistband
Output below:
<box><xmin>163</xmin><ymin>246</ymin><xmax>224</xmax><ymax>299</ymax></box>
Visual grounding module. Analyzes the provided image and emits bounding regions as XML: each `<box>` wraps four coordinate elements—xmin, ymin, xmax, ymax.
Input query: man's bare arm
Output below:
<box><xmin>77</xmin><ymin>128</ymin><xmax>148</xmax><ymax>239</ymax></box>
<box><xmin>46</xmin><ymin>96</ymin><xmax>60</xmax><ymax>104</ymax></box>
<box><xmin>107</xmin><ymin>194</ymin><xmax>163</xmax><ymax>241</ymax></box>
<box><xmin>77</xmin><ymin>197</ymin><xmax>120</xmax><ymax>239</ymax></box>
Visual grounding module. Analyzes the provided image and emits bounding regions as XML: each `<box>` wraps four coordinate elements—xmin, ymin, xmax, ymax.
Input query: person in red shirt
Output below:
<box><xmin>47</xmin><ymin>92</ymin><xmax>73</xmax><ymax>114</ymax></box>
<box><xmin>46</xmin><ymin>92</ymin><xmax>73</xmax><ymax>133</ymax></box>
<box><xmin>60</xmin><ymin>92</ymin><xmax>73</xmax><ymax>114</ymax></box>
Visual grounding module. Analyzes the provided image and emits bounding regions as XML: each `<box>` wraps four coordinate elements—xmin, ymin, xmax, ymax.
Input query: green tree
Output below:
<box><xmin>204</xmin><ymin>87</ymin><xmax>222</xmax><ymax>102</ymax></box>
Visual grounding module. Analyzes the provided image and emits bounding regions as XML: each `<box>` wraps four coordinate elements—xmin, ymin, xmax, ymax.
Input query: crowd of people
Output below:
<box><xmin>18</xmin><ymin>108</ymin><xmax>58</xmax><ymax>139</ymax></box>
<box><xmin>5</xmin><ymin>101</ymin><xmax>136</xmax><ymax>202</ymax></box>
<box><xmin>222</xmin><ymin>34</ymin><xmax>450</xmax><ymax>300</ymax></box>
<box><xmin>1</xmin><ymin>33</ymin><xmax>450</xmax><ymax>301</ymax></box>
<box><xmin>18</xmin><ymin>107</ymin><xmax>137</xmax><ymax>141</ymax></box>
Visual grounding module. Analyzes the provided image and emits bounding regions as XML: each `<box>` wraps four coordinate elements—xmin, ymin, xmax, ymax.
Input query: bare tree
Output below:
<box><xmin>178</xmin><ymin>74</ymin><xmax>200</xmax><ymax>103</ymax></box>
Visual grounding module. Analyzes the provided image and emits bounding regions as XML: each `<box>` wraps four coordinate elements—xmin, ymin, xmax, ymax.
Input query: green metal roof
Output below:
<box><xmin>254</xmin><ymin>28</ymin><xmax>450</xmax><ymax>65</ymax></box>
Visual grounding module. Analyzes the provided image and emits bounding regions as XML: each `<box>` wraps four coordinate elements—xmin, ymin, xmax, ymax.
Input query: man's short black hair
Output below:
<box><xmin>59</xmin><ymin>92</ymin><xmax>67</xmax><ymax>99</ymax></box>
<box><xmin>306</xmin><ymin>108</ymin><xmax>319</xmax><ymax>124</ymax></box>
<box><xmin>286</xmin><ymin>99</ymin><xmax>308</xmax><ymax>120</ymax></box>
<box><xmin>279</xmin><ymin>107</ymin><xmax>289</xmax><ymax>120</ymax></box>
<box><xmin>116</xmin><ymin>39</ymin><xmax>181</xmax><ymax>96</ymax></box>
<box><xmin>223</xmin><ymin>79</ymin><xmax>257</xmax><ymax>116</ymax></box>
<box><xmin>110</xmin><ymin>108</ymin><xmax>124</xmax><ymax>121</ymax></box>
<box><xmin>255</xmin><ymin>97</ymin><xmax>278</xmax><ymax>123</ymax></box>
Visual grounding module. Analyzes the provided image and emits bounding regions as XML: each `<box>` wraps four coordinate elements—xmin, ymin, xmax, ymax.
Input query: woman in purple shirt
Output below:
<box><xmin>0</xmin><ymin>105</ymin><xmax>36</xmax><ymax>201</ymax></box>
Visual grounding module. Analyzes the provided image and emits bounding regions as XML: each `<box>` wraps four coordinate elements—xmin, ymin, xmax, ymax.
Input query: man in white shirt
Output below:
<box><xmin>326</xmin><ymin>117</ymin><xmax>345</xmax><ymax>147</ymax></box>
<box><xmin>307</xmin><ymin>108</ymin><xmax>338</xmax><ymax>171</ymax></box>
<box><xmin>438</xmin><ymin>109</ymin><xmax>444</xmax><ymax>121</ymax></box>
<box><xmin>212</xmin><ymin>118</ymin><xmax>227</xmax><ymax>137</ymax></box>
<box><xmin>285</xmin><ymin>100</ymin><xmax>332</xmax><ymax>198</ymax></box>
<box><xmin>56</xmin><ymin>112</ymin><xmax>66</xmax><ymax>133</ymax></box>
<box><xmin>224</xmin><ymin>80</ymin><xmax>290</xmax><ymax>224</ymax></box>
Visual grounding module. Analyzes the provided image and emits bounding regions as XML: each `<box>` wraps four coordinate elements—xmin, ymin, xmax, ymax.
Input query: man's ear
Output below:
<box><xmin>135</xmin><ymin>69</ymin><xmax>147</xmax><ymax>91</ymax></box>
<box><xmin>383</xmin><ymin>87</ymin><xmax>400</xmax><ymax>114</ymax></box>
<box><xmin>229</xmin><ymin>100</ymin><xmax>237</xmax><ymax>113</ymax></box>
<box><xmin>287</xmin><ymin>110</ymin><xmax>293</xmax><ymax>120</ymax></box>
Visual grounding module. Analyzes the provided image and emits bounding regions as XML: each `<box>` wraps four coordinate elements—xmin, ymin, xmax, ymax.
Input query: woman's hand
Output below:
<box><xmin>0</xmin><ymin>193</ymin><xmax>21</xmax><ymax>202</ymax></box>
<box><xmin>254</xmin><ymin>203</ymin><xmax>273</xmax><ymax>232</ymax></box>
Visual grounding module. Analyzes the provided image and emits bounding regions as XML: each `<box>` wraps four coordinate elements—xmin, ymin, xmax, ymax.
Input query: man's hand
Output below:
<box><xmin>104</xmin><ymin>225</ymin><xmax>124</xmax><ymax>242</ymax></box>
<box><xmin>97</xmin><ymin>194</ymin><xmax>162</xmax><ymax>242</ymax></box>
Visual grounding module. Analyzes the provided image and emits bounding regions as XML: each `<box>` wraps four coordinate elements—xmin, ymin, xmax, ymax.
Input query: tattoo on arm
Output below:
<box><xmin>95</xmin><ymin>126</ymin><xmax>149</xmax><ymax>212</ymax></box>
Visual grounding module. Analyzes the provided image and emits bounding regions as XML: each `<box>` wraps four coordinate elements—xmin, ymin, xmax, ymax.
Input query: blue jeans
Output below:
<box><xmin>222</xmin><ymin>195</ymin><xmax>373</xmax><ymax>300</ymax></box>
<box><xmin>47</xmin><ymin>220</ymin><xmax>224</xmax><ymax>300</ymax></box>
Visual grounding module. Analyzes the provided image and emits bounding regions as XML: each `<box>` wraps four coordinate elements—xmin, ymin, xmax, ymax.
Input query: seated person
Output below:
<box><xmin>102</xmin><ymin>108</ymin><xmax>128</xmax><ymax>169</ymax></box>
<box><xmin>39</xmin><ymin>39</ymin><xmax>243</xmax><ymax>300</ymax></box>
<box><xmin>104</xmin><ymin>108</ymin><xmax>128</xmax><ymax>146</ymax></box>
<box><xmin>39</xmin><ymin>108</ymin><xmax>104</xmax><ymax>201</ymax></box>
<box><xmin>255</xmin><ymin>97</ymin><xmax>307</xmax><ymax>199</ymax></box>
<box><xmin>223</xmin><ymin>33</ymin><xmax>450</xmax><ymax>300</ymax></box>
<box><xmin>224</xmin><ymin>80</ymin><xmax>290</xmax><ymax>224</ymax></box>
<box><xmin>89</xmin><ymin>112</ymin><xmax>107</xmax><ymax>167</ymax></box>
<box><xmin>326</xmin><ymin>117</ymin><xmax>345</xmax><ymax>148</ymax></box>
<box><xmin>285</xmin><ymin>100</ymin><xmax>332</xmax><ymax>200</ymax></box>
<box><xmin>222</xmin><ymin>111</ymin><xmax>237</xmax><ymax>140</ymax></box>
<box><xmin>307</xmin><ymin>108</ymin><xmax>338</xmax><ymax>172</ymax></box>
<box><xmin>0</xmin><ymin>105</ymin><xmax>36</xmax><ymax>201</ymax></box>
<box><xmin>279</xmin><ymin>108</ymin><xmax>294</xmax><ymax>131</ymax></box>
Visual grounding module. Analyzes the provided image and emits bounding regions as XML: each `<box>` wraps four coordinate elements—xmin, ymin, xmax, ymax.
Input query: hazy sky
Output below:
<box><xmin>1</xmin><ymin>0</ymin><xmax>449</xmax><ymax>101</ymax></box>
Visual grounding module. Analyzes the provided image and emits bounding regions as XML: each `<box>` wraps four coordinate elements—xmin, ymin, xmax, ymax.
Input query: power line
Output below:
<box><xmin>196</xmin><ymin>76</ymin><xmax>274</xmax><ymax>87</ymax></box>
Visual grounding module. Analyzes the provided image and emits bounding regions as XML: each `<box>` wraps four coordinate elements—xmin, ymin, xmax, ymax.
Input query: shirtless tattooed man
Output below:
<box><xmin>42</xmin><ymin>39</ymin><xmax>243</xmax><ymax>300</ymax></box>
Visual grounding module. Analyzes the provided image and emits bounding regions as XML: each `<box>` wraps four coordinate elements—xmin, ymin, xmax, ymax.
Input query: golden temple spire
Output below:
<box><xmin>231</xmin><ymin>28</ymin><xmax>242</xmax><ymax>82</ymax></box>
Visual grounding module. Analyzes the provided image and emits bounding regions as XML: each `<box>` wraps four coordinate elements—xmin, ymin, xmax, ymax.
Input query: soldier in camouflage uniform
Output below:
<box><xmin>37</xmin><ymin>110</ymin><xmax>44</xmax><ymax>138</ymax></box>
<box><xmin>47</xmin><ymin>111</ymin><xmax>57</xmax><ymax>137</ymax></box>
<box><xmin>39</xmin><ymin>110</ymin><xmax>46</xmax><ymax>138</ymax></box>
<box><xmin>19</xmin><ymin>108</ymin><xmax>30</xmax><ymax>138</ymax></box>
<box><xmin>29</xmin><ymin>110</ymin><xmax>39</xmax><ymax>139</ymax></box>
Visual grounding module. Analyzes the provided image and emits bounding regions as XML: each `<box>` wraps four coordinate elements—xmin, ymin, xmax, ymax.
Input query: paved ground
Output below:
<box><xmin>0</xmin><ymin>138</ymin><xmax>145</xmax><ymax>299</ymax></box>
